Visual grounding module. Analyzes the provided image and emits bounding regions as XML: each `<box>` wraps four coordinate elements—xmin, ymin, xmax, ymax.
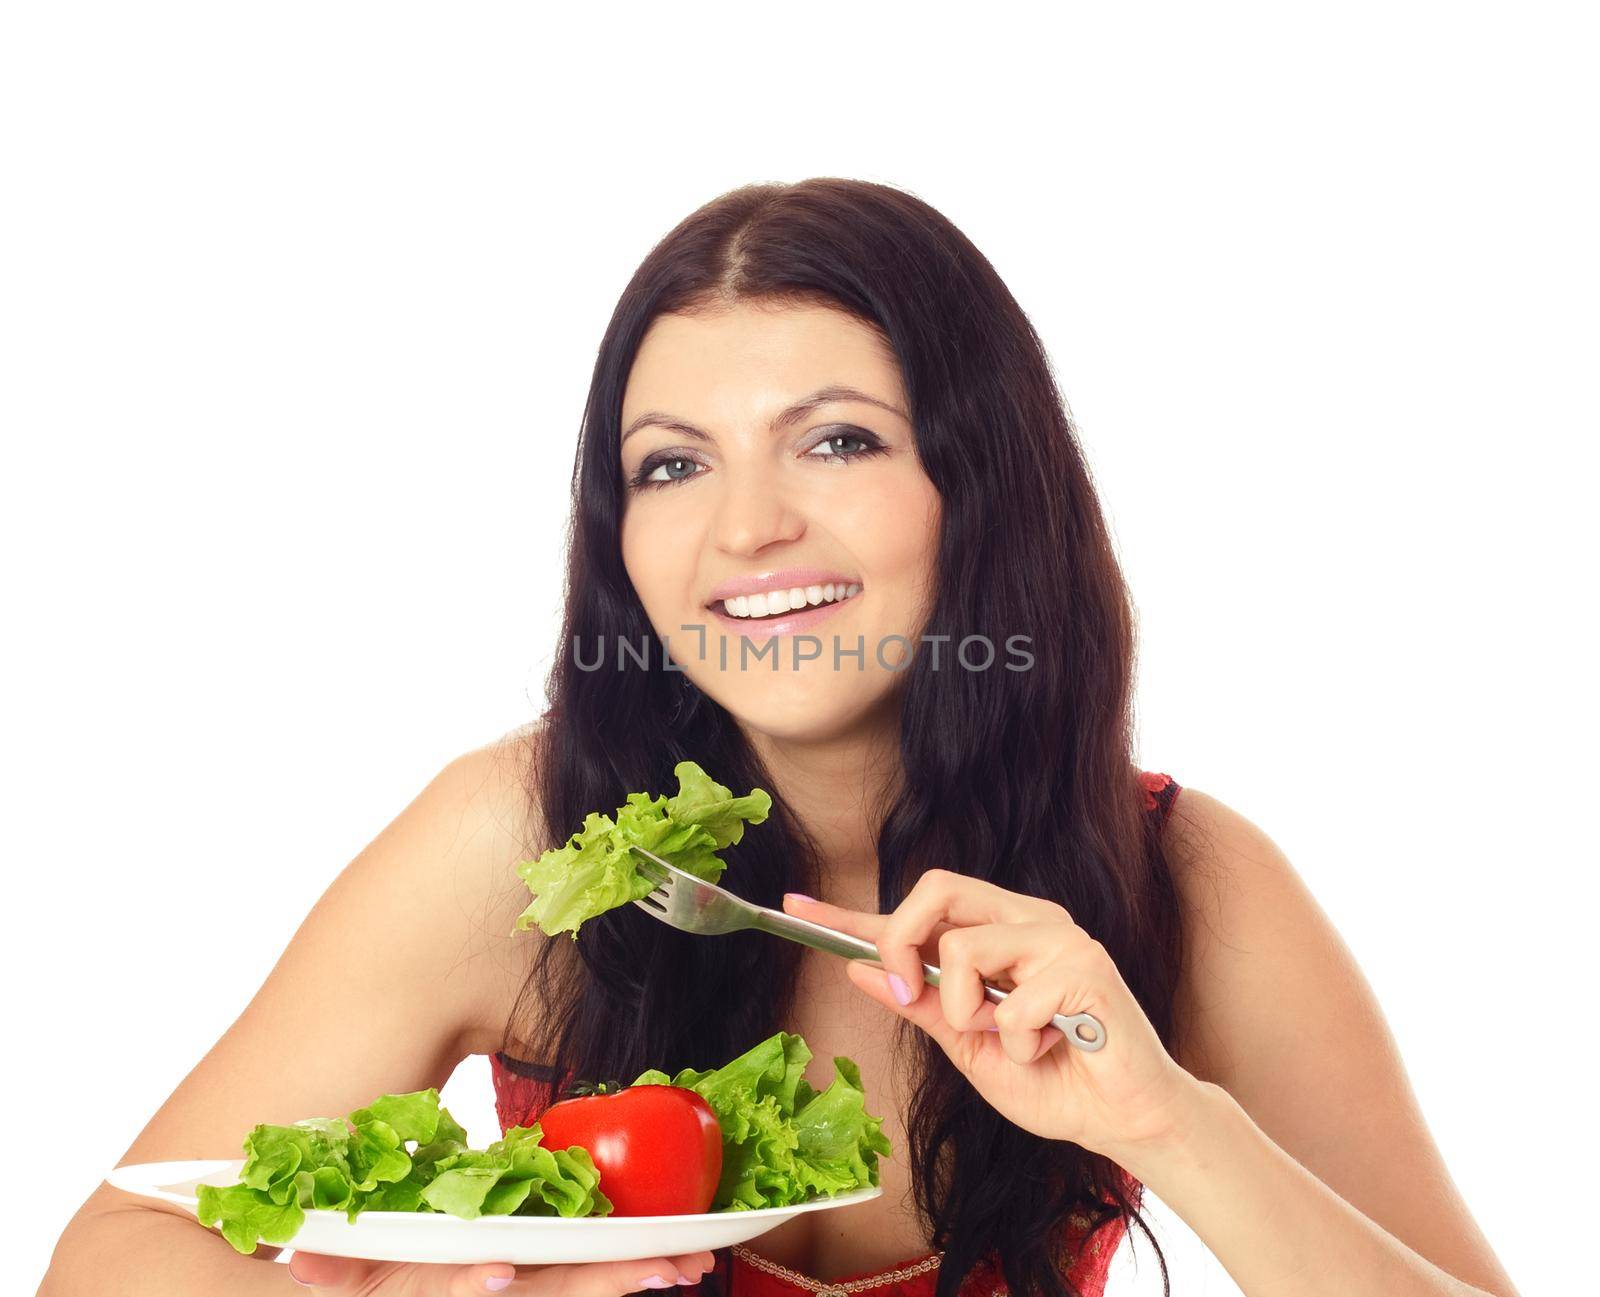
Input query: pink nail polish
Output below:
<box><xmin>784</xmin><ymin>892</ymin><xmax>816</xmax><ymax>904</ymax></box>
<box><xmin>984</xmin><ymin>1026</ymin><xmax>1000</xmax><ymax>1032</ymax></box>
<box><xmin>483</xmin><ymin>1277</ymin><xmax>514</xmax><ymax>1293</ymax></box>
<box><xmin>639</xmin><ymin>1278</ymin><xmax>673</xmax><ymax>1290</ymax></box>
<box><xmin>888</xmin><ymin>973</ymin><xmax>914</xmax><ymax>1005</ymax></box>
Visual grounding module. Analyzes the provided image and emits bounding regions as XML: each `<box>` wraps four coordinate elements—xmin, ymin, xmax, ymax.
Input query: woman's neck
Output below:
<box><xmin>741</xmin><ymin>709</ymin><xmax>902</xmax><ymax>904</ymax></box>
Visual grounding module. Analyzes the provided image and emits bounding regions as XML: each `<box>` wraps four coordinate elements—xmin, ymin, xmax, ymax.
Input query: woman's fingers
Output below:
<box><xmin>287</xmin><ymin>1249</ymin><xmax>491</xmax><ymax>1293</ymax></box>
<box><xmin>448</xmin><ymin>1262</ymin><xmax>521</xmax><ymax>1295</ymax></box>
<box><xmin>523</xmin><ymin>1252</ymin><xmax>717</xmax><ymax>1295</ymax></box>
<box><xmin>782</xmin><ymin>871</ymin><xmax>1076</xmax><ymax>1013</ymax></box>
<box><xmin>781</xmin><ymin>893</ymin><xmax>889</xmax><ymax>938</ymax></box>
<box><xmin>285</xmin><ymin>1249</ymin><xmax>717</xmax><ymax>1295</ymax></box>
<box><xmin>930</xmin><ymin>921</ymin><xmax>1088</xmax><ymax>1033</ymax></box>
<box><xmin>844</xmin><ymin>916</ymin><xmax>1113</xmax><ymax>1078</ymax></box>
<box><xmin>658</xmin><ymin>1252</ymin><xmax>719</xmax><ymax>1289</ymax></box>
<box><xmin>844</xmin><ymin>959</ymin><xmax>971</xmax><ymax>1058</ymax></box>
<box><xmin>986</xmin><ymin>957</ymin><xmax>1084</xmax><ymax>1064</ymax></box>
<box><xmin>870</xmin><ymin>870</ymin><xmax>1070</xmax><ymax>1000</ymax></box>
<box><xmin>781</xmin><ymin>894</ymin><xmax>952</xmax><ymax>989</ymax></box>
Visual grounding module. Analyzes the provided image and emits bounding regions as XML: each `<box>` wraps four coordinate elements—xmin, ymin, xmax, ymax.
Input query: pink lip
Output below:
<box><xmin>704</xmin><ymin>567</ymin><xmax>861</xmax><ymax>606</ymax></box>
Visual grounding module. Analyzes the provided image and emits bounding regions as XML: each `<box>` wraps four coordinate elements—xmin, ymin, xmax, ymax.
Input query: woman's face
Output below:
<box><xmin>619</xmin><ymin>300</ymin><xmax>941</xmax><ymax>743</ymax></box>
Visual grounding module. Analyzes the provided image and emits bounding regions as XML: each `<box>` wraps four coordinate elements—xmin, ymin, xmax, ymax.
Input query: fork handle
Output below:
<box><xmin>751</xmin><ymin>908</ymin><xmax>1107</xmax><ymax>1052</ymax></box>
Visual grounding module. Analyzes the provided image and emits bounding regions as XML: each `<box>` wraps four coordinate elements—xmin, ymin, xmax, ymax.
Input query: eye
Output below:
<box><xmin>625</xmin><ymin>426</ymin><xmax>890</xmax><ymax>493</ymax></box>
<box><xmin>806</xmin><ymin>427</ymin><xmax>890</xmax><ymax>463</ymax></box>
<box><xmin>627</xmin><ymin>454</ymin><xmax>706</xmax><ymax>491</ymax></box>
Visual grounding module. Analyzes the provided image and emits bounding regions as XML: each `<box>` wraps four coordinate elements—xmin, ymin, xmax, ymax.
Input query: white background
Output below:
<box><xmin>5</xmin><ymin>4</ymin><xmax>1593</xmax><ymax>1293</ymax></box>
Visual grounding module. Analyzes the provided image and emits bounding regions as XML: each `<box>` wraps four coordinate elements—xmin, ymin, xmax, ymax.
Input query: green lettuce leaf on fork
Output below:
<box><xmin>512</xmin><ymin>759</ymin><xmax>772</xmax><ymax>939</ymax></box>
<box><xmin>195</xmin><ymin>1088</ymin><xmax>611</xmax><ymax>1256</ymax></box>
<box><xmin>632</xmin><ymin>1031</ymin><xmax>893</xmax><ymax>1211</ymax></box>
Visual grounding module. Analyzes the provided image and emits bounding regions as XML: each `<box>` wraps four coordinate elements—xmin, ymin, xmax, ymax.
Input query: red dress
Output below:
<box><xmin>489</xmin><ymin>772</ymin><xmax>1184</xmax><ymax>1297</ymax></box>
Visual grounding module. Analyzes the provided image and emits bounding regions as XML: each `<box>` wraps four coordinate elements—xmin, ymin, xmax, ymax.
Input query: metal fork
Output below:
<box><xmin>627</xmin><ymin>845</ymin><xmax>1107</xmax><ymax>1052</ymax></box>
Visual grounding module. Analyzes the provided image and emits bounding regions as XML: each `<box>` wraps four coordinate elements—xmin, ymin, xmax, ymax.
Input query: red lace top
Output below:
<box><xmin>489</xmin><ymin>771</ymin><xmax>1183</xmax><ymax>1297</ymax></box>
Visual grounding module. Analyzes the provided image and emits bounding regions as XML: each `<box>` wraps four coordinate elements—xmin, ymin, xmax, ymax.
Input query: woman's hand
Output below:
<box><xmin>783</xmin><ymin>869</ymin><xmax>1202</xmax><ymax>1161</ymax></box>
<box><xmin>285</xmin><ymin>1247</ymin><xmax>716</xmax><ymax>1295</ymax></box>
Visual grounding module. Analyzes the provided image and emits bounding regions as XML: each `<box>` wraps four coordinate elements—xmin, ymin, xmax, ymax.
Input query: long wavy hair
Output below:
<box><xmin>500</xmin><ymin>178</ymin><xmax>1182</xmax><ymax>1297</ymax></box>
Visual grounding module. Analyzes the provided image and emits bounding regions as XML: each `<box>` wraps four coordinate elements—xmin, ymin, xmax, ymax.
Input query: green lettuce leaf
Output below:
<box><xmin>419</xmin><ymin>1125</ymin><xmax>610</xmax><ymax>1219</ymax></box>
<box><xmin>194</xmin><ymin>1088</ymin><xmax>612</xmax><ymax>1256</ymax></box>
<box><xmin>512</xmin><ymin>761</ymin><xmax>771</xmax><ymax>939</ymax></box>
<box><xmin>194</xmin><ymin>1029</ymin><xmax>888</xmax><ymax>1255</ymax></box>
<box><xmin>632</xmin><ymin>1031</ymin><xmax>892</xmax><ymax>1211</ymax></box>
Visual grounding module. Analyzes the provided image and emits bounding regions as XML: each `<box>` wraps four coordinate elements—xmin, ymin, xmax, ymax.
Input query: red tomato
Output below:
<box><xmin>538</xmin><ymin>1083</ymin><xmax>723</xmax><ymax>1216</ymax></box>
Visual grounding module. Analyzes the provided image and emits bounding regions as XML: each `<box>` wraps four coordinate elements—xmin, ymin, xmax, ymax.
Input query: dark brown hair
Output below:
<box><xmin>502</xmin><ymin>178</ymin><xmax>1183</xmax><ymax>1297</ymax></box>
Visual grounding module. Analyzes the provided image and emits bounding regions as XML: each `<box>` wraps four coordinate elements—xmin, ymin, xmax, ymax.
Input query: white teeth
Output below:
<box><xmin>717</xmin><ymin>581</ymin><xmax>862</xmax><ymax>618</ymax></box>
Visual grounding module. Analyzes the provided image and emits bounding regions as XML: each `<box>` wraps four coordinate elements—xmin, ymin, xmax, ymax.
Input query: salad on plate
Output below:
<box><xmin>167</xmin><ymin>761</ymin><xmax>889</xmax><ymax>1259</ymax></box>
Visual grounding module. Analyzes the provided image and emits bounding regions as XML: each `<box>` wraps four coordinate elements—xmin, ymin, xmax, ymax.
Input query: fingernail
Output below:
<box><xmin>984</xmin><ymin>1025</ymin><xmax>1000</xmax><ymax>1032</ymax></box>
<box><xmin>888</xmin><ymin>973</ymin><xmax>914</xmax><ymax>1005</ymax></box>
<box><xmin>639</xmin><ymin>1278</ymin><xmax>673</xmax><ymax>1290</ymax></box>
<box><xmin>483</xmin><ymin>1277</ymin><xmax>514</xmax><ymax>1293</ymax></box>
<box><xmin>677</xmin><ymin>1278</ymin><xmax>698</xmax><ymax>1286</ymax></box>
<box><xmin>784</xmin><ymin>892</ymin><xmax>816</xmax><ymax>904</ymax></box>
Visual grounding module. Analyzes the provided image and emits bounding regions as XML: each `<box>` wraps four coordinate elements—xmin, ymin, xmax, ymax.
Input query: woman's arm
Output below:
<box><xmin>1119</xmin><ymin>789</ymin><xmax>1521</xmax><ymax>1297</ymax></box>
<box><xmin>42</xmin><ymin>1205</ymin><xmax>310</xmax><ymax>1295</ymax></box>
<box><xmin>40</xmin><ymin>737</ymin><xmax>538</xmax><ymax>1294</ymax></box>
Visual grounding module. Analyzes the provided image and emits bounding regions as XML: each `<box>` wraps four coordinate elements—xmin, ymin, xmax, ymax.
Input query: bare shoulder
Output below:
<box><xmin>1160</xmin><ymin>784</ymin><xmax>1379</xmax><ymax>1091</ymax></box>
<box><xmin>1159</xmin><ymin>784</ymin><xmax>1319</xmax><ymax>1086</ymax></box>
<box><xmin>444</xmin><ymin>719</ymin><xmax>556</xmax><ymax>1059</ymax></box>
<box><xmin>1158</xmin><ymin>786</ymin><xmax>1521</xmax><ymax>1297</ymax></box>
<box><xmin>445</xmin><ymin>720</ymin><xmax>546</xmax><ymax>863</ymax></box>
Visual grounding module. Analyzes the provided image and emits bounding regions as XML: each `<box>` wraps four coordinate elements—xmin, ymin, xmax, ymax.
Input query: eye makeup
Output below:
<box><xmin>624</xmin><ymin>425</ymin><xmax>890</xmax><ymax>493</ymax></box>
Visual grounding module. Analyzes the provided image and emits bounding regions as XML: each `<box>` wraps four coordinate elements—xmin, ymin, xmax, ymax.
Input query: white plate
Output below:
<box><xmin>106</xmin><ymin>1160</ymin><xmax>882</xmax><ymax>1264</ymax></box>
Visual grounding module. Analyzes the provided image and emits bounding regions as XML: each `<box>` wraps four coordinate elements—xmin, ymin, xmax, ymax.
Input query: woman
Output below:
<box><xmin>46</xmin><ymin>179</ymin><xmax>1519</xmax><ymax>1297</ymax></box>
<box><xmin>481</xmin><ymin>179</ymin><xmax>1517</xmax><ymax>1297</ymax></box>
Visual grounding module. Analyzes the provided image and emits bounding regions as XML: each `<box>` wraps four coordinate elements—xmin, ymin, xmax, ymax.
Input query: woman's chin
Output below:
<box><xmin>712</xmin><ymin>682</ymin><xmax>902</xmax><ymax>744</ymax></box>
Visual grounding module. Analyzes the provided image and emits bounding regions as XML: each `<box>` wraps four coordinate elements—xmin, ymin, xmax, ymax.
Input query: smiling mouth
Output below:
<box><xmin>710</xmin><ymin>581</ymin><xmax>862</xmax><ymax>620</ymax></box>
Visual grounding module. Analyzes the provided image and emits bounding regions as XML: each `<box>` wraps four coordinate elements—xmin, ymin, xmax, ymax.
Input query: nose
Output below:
<box><xmin>708</xmin><ymin>463</ymin><xmax>806</xmax><ymax>557</ymax></box>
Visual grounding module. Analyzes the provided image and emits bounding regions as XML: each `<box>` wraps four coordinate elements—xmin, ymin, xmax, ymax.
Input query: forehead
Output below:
<box><xmin>622</xmin><ymin>301</ymin><xmax>905</xmax><ymax>415</ymax></box>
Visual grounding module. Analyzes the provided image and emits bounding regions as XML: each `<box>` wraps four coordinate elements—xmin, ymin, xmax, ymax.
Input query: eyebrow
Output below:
<box><xmin>620</xmin><ymin>384</ymin><xmax>910</xmax><ymax>447</ymax></box>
